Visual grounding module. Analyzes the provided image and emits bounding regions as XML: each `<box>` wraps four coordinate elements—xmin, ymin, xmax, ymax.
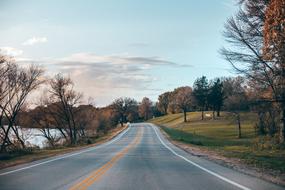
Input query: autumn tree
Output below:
<box><xmin>263</xmin><ymin>0</ymin><xmax>285</xmax><ymax>142</ymax></box>
<box><xmin>111</xmin><ymin>97</ymin><xmax>138</xmax><ymax>126</ymax></box>
<box><xmin>139</xmin><ymin>97</ymin><xmax>153</xmax><ymax>120</ymax></box>
<box><xmin>193</xmin><ymin>76</ymin><xmax>209</xmax><ymax>120</ymax></box>
<box><xmin>220</xmin><ymin>0</ymin><xmax>283</xmax><ymax>140</ymax></box>
<box><xmin>157</xmin><ymin>92</ymin><xmax>171</xmax><ymax>115</ymax></box>
<box><xmin>172</xmin><ymin>86</ymin><xmax>192</xmax><ymax>122</ymax></box>
<box><xmin>75</xmin><ymin>105</ymin><xmax>97</xmax><ymax>138</ymax></box>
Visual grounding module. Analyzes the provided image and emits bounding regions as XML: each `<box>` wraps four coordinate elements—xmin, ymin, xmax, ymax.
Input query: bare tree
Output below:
<box><xmin>49</xmin><ymin>74</ymin><xmax>82</xmax><ymax>145</ymax></box>
<box><xmin>223</xmin><ymin>77</ymin><xmax>249</xmax><ymax>138</ymax></box>
<box><xmin>0</xmin><ymin>58</ymin><xmax>44</xmax><ymax>152</ymax></box>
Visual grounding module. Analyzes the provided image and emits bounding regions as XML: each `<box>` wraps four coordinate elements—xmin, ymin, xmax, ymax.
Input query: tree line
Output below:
<box><xmin>0</xmin><ymin>57</ymin><xmax>157</xmax><ymax>152</ymax></box>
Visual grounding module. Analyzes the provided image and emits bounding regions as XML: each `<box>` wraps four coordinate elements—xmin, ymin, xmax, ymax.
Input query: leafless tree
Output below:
<box><xmin>0</xmin><ymin>56</ymin><xmax>44</xmax><ymax>152</ymax></box>
<box><xmin>223</xmin><ymin>77</ymin><xmax>250</xmax><ymax>138</ymax></box>
<box><xmin>49</xmin><ymin>74</ymin><xmax>82</xmax><ymax>145</ymax></box>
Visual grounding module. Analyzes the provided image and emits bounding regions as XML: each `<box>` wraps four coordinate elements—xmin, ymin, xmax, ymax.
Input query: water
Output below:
<box><xmin>2</xmin><ymin>126</ymin><xmax>63</xmax><ymax>148</ymax></box>
<box><xmin>22</xmin><ymin>128</ymin><xmax>62</xmax><ymax>148</ymax></box>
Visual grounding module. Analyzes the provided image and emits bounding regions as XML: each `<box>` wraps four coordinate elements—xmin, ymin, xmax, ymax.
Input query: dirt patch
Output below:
<box><xmin>159</xmin><ymin>128</ymin><xmax>285</xmax><ymax>187</ymax></box>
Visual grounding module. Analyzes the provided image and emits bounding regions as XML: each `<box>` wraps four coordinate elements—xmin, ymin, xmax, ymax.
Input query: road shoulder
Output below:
<box><xmin>157</xmin><ymin>126</ymin><xmax>285</xmax><ymax>187</ymax></box>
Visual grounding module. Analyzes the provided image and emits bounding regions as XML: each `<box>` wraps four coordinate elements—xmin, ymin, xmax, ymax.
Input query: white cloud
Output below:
<box><xmin>0</xmin><ymin>47</ymin><xmax>23</xmax><ymax>56</ymax></box>
<box><xmin>22</xmin><ymin>36</ymin><xmax>48</xmax><ymax>46</ymax></box>
<box><xmin>47</xmin><ymin>52</ymin><xmax>178</xmax><ymax>105</ymax></box>
<box><xmin>11</xmin><ymin>52</ymin><xmax>184</xmax><ymax>106</ymax></box>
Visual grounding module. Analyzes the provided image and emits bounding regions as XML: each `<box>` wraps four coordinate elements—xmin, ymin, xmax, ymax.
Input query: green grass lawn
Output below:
<box><xmin>149</xmin><ymin>111</ymin><xmax>285</xmax><ymax>173</ymax></box>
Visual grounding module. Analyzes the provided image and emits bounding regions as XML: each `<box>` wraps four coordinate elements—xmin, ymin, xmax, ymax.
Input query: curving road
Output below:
<box><xmin>0</xmin><ymin>123</ymin><xmax>284</xmax><ymax>190</ymax></box>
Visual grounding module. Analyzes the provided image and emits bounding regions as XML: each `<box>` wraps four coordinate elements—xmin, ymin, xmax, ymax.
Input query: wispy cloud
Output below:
<box><xmin>13</xmin><ymin>52</ymin><xmax>189</xmax><ymax>106</ymax></box>
<box><xmin>51</xmin><ymin>53</ymin><xmax>173</xmax><ymax>89</ymax></box>
<box><xmin>55</xmin><ymin>53</ymin><xmax>179</xmax><ymax>104</ymax></box>
<box><xmin>0</xmin><ymin>47</ymin><xmax>23</xmax><ymax>56</ymax></box>
<box><xmin>129</xmin><ymin>42</ymin><xmax>149</xmax><ymax>48</ymax></box>
<box><xmin>22</xmin><ymin>37</ymin><xmax>48</xmax><ymax>46</ymax></box>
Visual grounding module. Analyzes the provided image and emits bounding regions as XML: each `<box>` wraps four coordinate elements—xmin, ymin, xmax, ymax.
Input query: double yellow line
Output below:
<box><xmin>69</xmin><ymin>128</ymin><xmax>143</xmax><ymax>190</ymax></box>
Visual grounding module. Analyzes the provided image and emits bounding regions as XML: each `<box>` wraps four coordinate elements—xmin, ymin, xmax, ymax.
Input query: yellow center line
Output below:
<box><xmin>69</xmin><ymin>128</ymin><xmax>143</xmax><ymax>190</ymax></box>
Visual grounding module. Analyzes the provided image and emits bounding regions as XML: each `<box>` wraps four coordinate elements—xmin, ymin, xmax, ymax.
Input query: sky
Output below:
<box><xmin>0</xmin><ymin>0</ymin><xmax>238</xmax><ymax>106</ymax></box>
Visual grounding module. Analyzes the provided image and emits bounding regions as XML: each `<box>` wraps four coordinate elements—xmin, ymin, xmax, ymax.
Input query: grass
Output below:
<box><xmin>149</xmin><ymin>111</ymin><xmax>285</xmax><ymax>173</ymax></box>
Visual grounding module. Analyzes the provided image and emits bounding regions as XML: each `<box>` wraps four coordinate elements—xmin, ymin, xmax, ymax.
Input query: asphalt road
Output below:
<box><xmin>0</xmin><ymin>123</ymin><xmax>284</xmax><ymax>190</ymax></box>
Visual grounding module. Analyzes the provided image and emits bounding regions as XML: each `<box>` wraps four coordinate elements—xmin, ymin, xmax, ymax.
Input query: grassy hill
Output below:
<box><xmin>149</xmin><ymin>111</ymin><xmax>285</xmax><ymax>173</ymax></box>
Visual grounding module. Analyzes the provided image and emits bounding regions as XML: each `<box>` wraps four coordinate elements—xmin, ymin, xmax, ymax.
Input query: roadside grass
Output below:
<box><xmin>0</xmin><ymin>125</ymin><xmax>127</xmax><ymax>169</ymax></box>
<box><xmin>149</xmin><ymin>111</ymin><xmax>285</xmax><ymax>173</ymax></box>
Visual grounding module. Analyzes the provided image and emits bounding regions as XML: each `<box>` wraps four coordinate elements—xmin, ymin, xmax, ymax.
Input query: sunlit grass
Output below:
<box><xmin>149</xmin><ymin>111</ymin><xmax>285</xmax><ymax>173</ymax></box>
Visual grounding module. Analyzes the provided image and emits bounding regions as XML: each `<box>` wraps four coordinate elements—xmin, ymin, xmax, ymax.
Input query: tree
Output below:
<box><xmin>0</xmin><ymin>58</ymin><xmax>44</xmax><ymax>152</ymax></box>
<box><xmin>220</xmin><ymin>0</ymin><xmax>283</xmax><ymax>140</ymax></box>
<box><xmin>157</xmin><ymin>92</ymin><xmax>171</xmax><ymax>115</ymax></box>
<box><xmin>20</xmin><ymin>105</ymin><xmax>61</xmax><ymax>148</ymax></box>
<box><xmin>172</xmin><ymin>86</ymin><xmax>192</xmax><ymax>122</ymax></box>
<box><xmin>222</xmin><ymin>77</ymin><xmax>249</xmax><ymax>138</ymax></box>
<box><xmin>111</xmin><ymin>97</ymin><xmax>138</xmax><ymax>126</ymax></box>
<box><xmin>139</xmin><ymin>97</ymin><xmax>153</xmax><ymax>120</ymax></box>
<box><xmin>263</xmin><ymin>0</ymin><xmax>285</xmax><ymax>142</ymax></box>
<box><xmin>220</xmin><ymin>0</ymin><xmax>271</xmax><ymax>88</ymax></box>
<box><xmin>49</xmin><ymin>74</ymin><xmax>82</xmax><ymax>145</ymax></box>
<box><xmin>193</xmin><ymin>76</ymin><xmax>209</xmax><ymax>120</ymax></box>
<box><xmin>75</xmin><ymin>105</ymin><xmax>97</xmax><ymax>138</ymax></box>
<box><xmin>208</xmin><ymin>78</ymin><xmax>224</xmax><ymax>118</ymax></box>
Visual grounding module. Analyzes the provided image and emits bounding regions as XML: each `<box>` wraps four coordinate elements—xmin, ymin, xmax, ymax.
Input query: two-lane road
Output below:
<box><xmin>0</xmin><ymin>123</ymin><xmax>284</xmax><ymax>190</ymax></box>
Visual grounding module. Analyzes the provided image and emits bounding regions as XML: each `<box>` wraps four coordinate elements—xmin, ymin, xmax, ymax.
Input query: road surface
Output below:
<box><xmin>0</xmin><ymin>123</ymin><xmax>284</xmax><ymax>190</ymax></box>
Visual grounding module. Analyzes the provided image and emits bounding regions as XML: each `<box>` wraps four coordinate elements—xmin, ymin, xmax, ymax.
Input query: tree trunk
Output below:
<box><xmin>212</xmin><ymin>110</ymin><xmax>215</xmax><ymax>120</ymax></box>
<box><xmin>183</xmin><ymin>110</ymin><xmax>187</xmax><ymax>122</ymax></box>
<box><xmin>258</xmin><ymin>111</ymin><xmax>266</xmax><ymax>135</ymax></box>
<box><xmin>237</xmin><ymin>113</ymin><xmax>241</xmax><ymax>138</ymax></box>
<box><xmin>11</xmin><ymin>126</ymin><xmax>26</xmax><ymax>149</ymax></box>
<box><xmin>280</xmin><ymin>107</ymin><xmax>285</xmax><ymax>143</ymax></box>
<box><xmin>217</xmin><ymin>110</ymin><xmax>220</xmax><ymax>117</ymax></box>
<box><xmin>0</xmin><ymin>124</ymin><xmax>12</xmax><ymax>152</ymax></box>
<box><xmin>201</xmin><ymin>110</ymin><xmax>204</xmax><ymax>120</ymax></box>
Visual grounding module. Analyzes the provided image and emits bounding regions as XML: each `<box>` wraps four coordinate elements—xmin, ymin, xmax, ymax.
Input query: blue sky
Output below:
<box><xmin>0</xmin><ymin>0</ymin><xmax>238</xmax><ymax>106</ymax></box>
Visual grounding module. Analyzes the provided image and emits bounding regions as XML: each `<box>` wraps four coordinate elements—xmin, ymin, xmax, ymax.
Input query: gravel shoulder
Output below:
<box><xmin>159</xmin><ymin>128</ymin><xmax>285</xmax><ymax>187</ymax></box>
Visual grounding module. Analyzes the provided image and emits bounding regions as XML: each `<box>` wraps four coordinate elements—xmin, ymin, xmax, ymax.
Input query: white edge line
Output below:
<box><xmin>0</xmin><ymin>126</ymin><xmax>131</xmax><ymax>176</ymax></box>
<box><xmin>151</xmin><ymin>124</ymin><xmax>252</xmax><ymax>190</ymax></box>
